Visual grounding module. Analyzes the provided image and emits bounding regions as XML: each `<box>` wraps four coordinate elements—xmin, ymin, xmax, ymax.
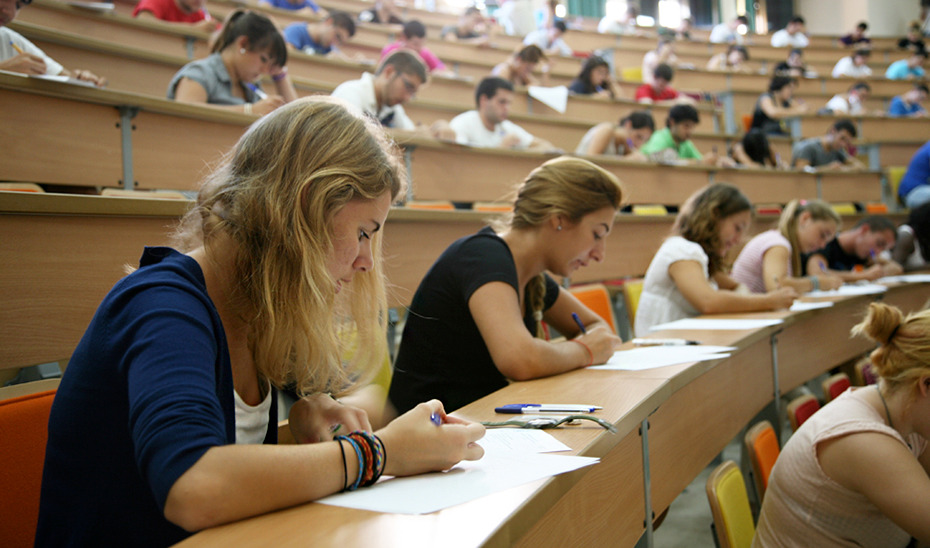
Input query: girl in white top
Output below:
<box><xmin>635</xmin><ymin>184</ymin><xmax>796</xmax><ymax>336</ymax></box>
<box><xmin>753</xmin><ymin>302</ymin><xmax>930</xmax><ymax>547</ymax></box>
<box><xmin>731</xmin><ymin>199</ymin><xmax>843</xmax><ymax>293</ymax></box>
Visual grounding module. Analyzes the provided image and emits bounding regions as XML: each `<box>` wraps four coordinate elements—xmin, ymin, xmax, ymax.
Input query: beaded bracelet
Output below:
<box><xmin>346</xmin><ymin>431</ymin><xmax>386</xmax><ymax>487</ymax></box>
<box><xmin>570</xmin><ymin>339</ymin><xmax>594</xmax><ymax>366</ymax></box>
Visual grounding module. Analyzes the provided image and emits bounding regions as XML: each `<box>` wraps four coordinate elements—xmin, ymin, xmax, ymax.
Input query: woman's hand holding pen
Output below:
<box><xmin>815</xmin><ymin>273</ymin><xmax>843</xmax><ymax>291</ymax></box>
<box><xmin>765</xmin><ymin>286</ymin><xmax>798</xmax><ymax>309</ymax></box>
<box><xmin>0</xmin><ymin>52</ymin><xmax>46</xmax><ymax>75</ymax></box>
<box><xmin>251</xmin><ymin>95</ymin><xmax>287</xmax><ymax>116</ymax></box>
<box><xmin>574</xmin><ymin>324</ymin><xmax>622</xmax><ymax>366</ymax></box>
<box><xmin>288</xmin><ymin>392</ymin><xmax>371</xmax><ymax>443</ymax></box>
<box><xmin>377</xmin><ymin>400</ymin><xmax>485</xmax><ymax>477</ymax></box>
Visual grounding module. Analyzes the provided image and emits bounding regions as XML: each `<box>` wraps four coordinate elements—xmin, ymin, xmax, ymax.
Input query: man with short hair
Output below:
<box><xmin>825</xmin><ymin>82</ymin><xmax>871</xmax><ymax>115</ymax></box>
<box><xmin>803</xmin><ymin>216</ymin><xmax>902</xmax><ymax>281</ymax></box>
<box><xmin>709</xmin><ymin>15</ymin><xmax>748</xmax><ymax>44</ymax></box>
<box><xmin>635</xmin><ymin>63</ymin><xmax>688</xmax><ymax>105</ymax></box>
<box><xmin>522</xmin><ymin>19</ymin><xmax>572</xmax><ymax>56</ymax></box>
<box><xmin>888</xmin><ymin>84</ymin><xmax>929</xmax><ymax>117</ymax></box>
<box><xmin>132</xmin><ymin>0</ymin><xmax>215</xmax><ymax>31</ymax></box>
<box><xmin>381</xmin><ymin>20</ymin><xmax>447</xmax><ymax>74</ymax></box>
<box><xmin>839</xmin><ymin>22</ymin><xmax>870</xmax><ymax>48</ymax></box>
<box><xmin>440</xmin><ymin>7</ymin><xmax>488</xmax><ymax>45</ymax></box>
<box><xmin>831</xmin><ymin>48</ymin><xmax>873</xmax><ymax>78</ymax></box>
<box><xmin>771</xmin><ymin>16</ymin><xmax>809</xmax><ymax>48</ymax></box>
<box><xmin>449</xmin><ymin>76</ymin><xmax>556</xmax><ymax>151</ymax></box>
<box><xmin>885</xmin><ymin>51</ymin><xmax>927</xmax><ymax>80</ymax></box>
<box><xmin>639</xmin><ymin>104</ymin><xmax>733</xmax><ymax>166</ymax></box>
<box><xmin>791</xmin><ymin>119</ymin><xmax>865</xmax><ymax>170</ymax></box>
<box><xmin>283</xmin><ymin>11</ymin><xmax>355</xmax><ymax>56</ymax></box>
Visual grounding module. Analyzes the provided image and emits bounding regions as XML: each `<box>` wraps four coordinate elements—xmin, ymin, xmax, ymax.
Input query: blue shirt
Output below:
<box><xmin>885</xmin><ymin>59</ymin><xmax>926</xmax><ymax>80</ymax></box>
<box><xmin>35</xmin><ymin>247</ymin><xmax>276</xmax><ymax>547</ymax></box>
<box><xmin>899</xmin><ymin>141</ymin><xmax>930</xmax><ymax>199</ymax></box>
<box><xmin>888</xmin><ymin>95</ymin><xmax>926</xmax><ymax>117</ymax></box>
<box><xmin>259</xmin><ymin>0</ymin><xmax>319</xmax><ymax>11</ymax></box>
<box><xmin>283</xmin><ymin>22</ymin><xmax>332</xmax><ymax>54</ymax></box>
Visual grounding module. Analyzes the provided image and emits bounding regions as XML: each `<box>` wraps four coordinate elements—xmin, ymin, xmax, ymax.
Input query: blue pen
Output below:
<box><xmin>818</xmin><ymin>260</ymin><xmax>827</xmax><ymax>273</ymax></box>
<box><xmin>430</xmin><ymin>412</ymin><xmax>442</xmax><ymax>426</ymax></box>
<box><xmin>571</xmin><ymin>312</ymin><xmax>587</xmax><ymax>334</ymax></box>
<box><xmin>245</xmin><ymin>82</ymin><xmax>267</xmax><ymax>100</ymax></box>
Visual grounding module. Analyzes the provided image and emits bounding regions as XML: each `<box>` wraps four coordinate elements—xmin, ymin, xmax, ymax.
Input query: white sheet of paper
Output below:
<box><xmin>648</xmin><ymin>318</ymin><xmax>783</xmax><ymax>331</ymax></box>
<box><xmin>877</xmin><ymin>274</ymin><xmax>930</xmax><ymax>284</ymax></box>
<box><xmin>478</xmin><ymin>428</ymin><xmax>572</xmax><ymax>455</ymax></box>
<box><xmin>789</xmin><ymin>300</ymin><xmax>834</xmax><ymax>311</ymax></box>
<box><xmin>316</xmin><ymin>451</ymin><xmax>598</xmax><ymax>514</ymax></box>
<box><xmin>589</xmin><ymin>346</ymin><xmax>736</xmax><ymax>371</ymax></box>
<box><xmin>527</xmin><ymin>85</ymin><xmax>568</xmax><ymax>113</ymax></box>
<box><xmin>30</xmin><ymin>74</ymin><xmax>96</xmax><ymax>87</ymax></box>
<box><xmin>805</xmin><ymin>283</ymin><xmax>888</xmax><ymax>297</ymax></box>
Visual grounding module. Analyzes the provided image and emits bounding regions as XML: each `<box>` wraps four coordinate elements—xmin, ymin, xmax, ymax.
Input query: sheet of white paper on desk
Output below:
<box><xmin>649</xmin><ymin>318</ymin><xmax>783</xmax><ymax>331</ymax></box>
<box><xmin>805</xmin><ymin>283</ymin><xmax>887</xmax><ymax>297</ymax></box>
<box><xmin>789</xmin><ymin>301</ymin><xmax>834</xmax><ymax>311</ymax></box>
<box><xmin>30</xmin><ymin>74</ymin><xmax>96</xmax><ymax>87</ymax></box>
<box><xmin>877</xmin><ymin>274</ymin><xmax>930</xmax><ymax>284</ymax></box>
<box><xmin>590</xmin><ymin>346</ymin><xmax>735</xmax><ymax>371</ymax></box>
<box><xmin>528</xmin><ymin>85</ymin><xmax>568</xmax><ymax>113</ymax></box>
<box><xmin>478</xmin><ymin>427</ymin><xmax>572</xmax><ymax>455</ymax></box>
<box><xmin>316</xmin><ymin>452</ymin><xmax>598</xmax><ymax>514</ymax></box>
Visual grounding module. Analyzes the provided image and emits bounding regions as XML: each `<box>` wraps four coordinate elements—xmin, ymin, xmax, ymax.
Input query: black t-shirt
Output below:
<box><xmin>388</xmin><ymin>227</ymin><xmax>560</xmax><ymax>414</ymax></box>
<box><xmin>801</xmin><ymin>237</ymin><xmax>867</xmax><ymax>275</ymax></box>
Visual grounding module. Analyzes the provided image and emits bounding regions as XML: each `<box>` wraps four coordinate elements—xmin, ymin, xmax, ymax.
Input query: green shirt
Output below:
<box><xmin>639</xmin><ymin>127</ymin><xmax>702</xmax><ymax>160</ymax></box>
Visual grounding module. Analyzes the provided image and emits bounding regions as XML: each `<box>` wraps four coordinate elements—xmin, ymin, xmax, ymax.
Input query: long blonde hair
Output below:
<box><xmin>852</xmin><ymin>302</ymin><xmax>930</xmax><ymax>399</ymax></box>
<box><xmin>174</xmin><ymin>96</ymin><xmax>406</xmax><ymax>395</ymax></box>
<box><xmin>777</xmin><ymin>199</ymin><xmax>840</xmax><ymax>275</ymax></box>
<box><xmin>494</xmin><ymin>156</ymin><xmax>624</xmax><ymax>336</ymax></box>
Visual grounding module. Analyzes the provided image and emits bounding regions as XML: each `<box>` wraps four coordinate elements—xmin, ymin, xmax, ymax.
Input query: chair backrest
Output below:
<box><xmin>744</xmin><ymin>421</ymin><xmax>780</xmax><ymax>502</ymax></box>
<box><xmin>786</xmin><ymin>393</ymin><xmax>820</xmax><ymax>431</ymax></box>
<box><xmin>706</xmin><ymin>460</ymin><xmax>755</xmax><ymax>548</ymax></box>
<box><xmin>854</xmin><ymin>358</ymin><xmax>878</xmax><ymax>386</ymax></box>
<box><xmin>821</xmin><ymin>372</ymin><xmax>851</xmax><ymax>403</ymax></box>
<box><xmin>0</xmin><ymin>389</ymin><xmax>57</xmax><ymax>548</ymax></box>
<box><xmin>0</xmin><ymin>182</ymin><xmax>44</xmax><ymax>193</ymax></box>
<box><xmin>887</xmin><ymin>166</ymin><xmax>907</xmax><ymax>204</ymax></box>
<box><xmin>622</xmin><ymin>278</ymin><xmax>644</xmax><ymax>327</ymax></box>
<box><xmin>620</xmin><ymin>66</ymin><xmax>643</xmax><ymax>83</ymax></box>
<box><xmin>569</xmin><ymin>283</ymin><xmax>617</xmax><ymax>334</ymax></box>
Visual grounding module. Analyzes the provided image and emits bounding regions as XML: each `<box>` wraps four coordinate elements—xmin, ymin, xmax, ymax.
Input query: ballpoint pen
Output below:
<box><xmin>245</xmin><ymin>82</ymin><xmax>268</xmax><ymax>100</ymax></box>
<box><xmin>10</xmin><ymin>41</ymin><xmax>24</xmax><ymax>55</ymax></box>
<box><xmin>430</xmin><ymin>412</ymin><xmax>442</xmax><ymax>426</ymax></box>
<box><xmin>571</xmin><ymin>312</ymin><xmax>587</xmax><ymax>334</ymax></box>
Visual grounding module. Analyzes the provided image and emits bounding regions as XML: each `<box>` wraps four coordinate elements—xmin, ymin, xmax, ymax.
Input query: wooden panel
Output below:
<box><xmin>721</xmin><ymin>168</ymin><xmax>819</xmax><ymax>204</ymax></box>
<box><xmin>819</xmin><ymin>171</ymin><xmax>882</xmax><ymax>203</ymax></box>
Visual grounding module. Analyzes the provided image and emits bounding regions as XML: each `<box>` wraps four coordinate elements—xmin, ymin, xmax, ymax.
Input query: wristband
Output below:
<box><xmin>272</xmin><ymin>67</ymin><xmax>288</xmax><ymax>82</ymax></box>
<box><xmin>570</xmin><ymin>339</ymin><xmax>594</xmax><ymax>366</ymax></box>
<box><xmin>809</xmin><ymin>275</ymin><xmax>820</xmax><ymax>291</ymax></box>
<box><xmin>243</xmin><ymin>102</ymin><xmax>252</xmax><ymax>115</ymax></box>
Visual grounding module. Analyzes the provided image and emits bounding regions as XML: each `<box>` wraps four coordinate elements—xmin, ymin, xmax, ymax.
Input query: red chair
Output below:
<box><xmin>744</xmin><ymin>421</ymin><xmax>780</xmax><ymax>502</ymax></box>
<box><xmin>786</xmin><ymin>393</ymin><xmax>820</xmax><ymax>431</ymax></box>
<box><xmin>821</xmin><ymin>373</ymin><xmax>851</xmax><ymax>403</ymax></box>
<box><xmin>0</xmin><ymin>388</ymin><xmax>57</xmax><ymax>548</ymax></box>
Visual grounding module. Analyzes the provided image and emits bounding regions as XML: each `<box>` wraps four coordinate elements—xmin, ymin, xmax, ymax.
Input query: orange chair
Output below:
<box><xmin>744</xmin><ymin>421</ymin><xmax>780</xmax><ymax>502</ymax></box>
<box><xmin>821</xmin><ymin>372</ymin><xmax>851</xmax><ymax>403</ymax></box>
<box><xmin>0</xmin><ymin>182</ymin><xmax>44</xmax><ymax>193</ymax></box>
<box><xmin>569</xmin><ymin>283</ymin><xmax>617</xmax><ymax>334</ymax></box>
<box><xmin>0</xmin><ymin>388</ymin><xmax>57</xmax><ymax>548</ymax></box>
<box><xmin>786</xmin><ymin>393</ymin><xmax>820</xmax><ymax>431</ymax></box>
<box><xmin>404</xmin><ymin>201</ymin><xmax>456</xmax><ymax>210</ymax></box>
<box><xmin>706</xmin><ymin>460</ymin><xmax>755</xmax><ymax>548</ymax></box>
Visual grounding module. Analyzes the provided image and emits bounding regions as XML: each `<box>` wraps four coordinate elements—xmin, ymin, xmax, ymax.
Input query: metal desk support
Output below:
<box><xmin>117</xmin><ymin>105</ymin><xmax>138</xmax><ymax>190</ymax></box>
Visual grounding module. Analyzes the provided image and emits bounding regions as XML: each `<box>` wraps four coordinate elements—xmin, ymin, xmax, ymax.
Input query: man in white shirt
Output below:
<box><xmin>0</xmin><ymin>0</ymin><xmax>106</xmax><ymax>86</ymax></box>
<box><xmin>523</xmin><ymin>19</ymin><xmax>572</xmax><ymax>57</ymax></box>
<box><xmin>771</xmin><ymin>16</ymin><xmax>809</xmax><ymax>48</ymax></box>
<box><xmin>831</xmin><ymin>49</ymin><xmax>873</xmax><ymax>78</ymax></box>
<box><xmin>709</xmin><ymin>15</ymin><xmax>748</xmax><ymax>44</ymax></box>
<box><xmin>449</xmin><ymin>76</ymin><xmax>556</xmax><ymax>151</ymax></box>
<box><xmin>825</xmin><ymin>82</ymin><xmax>870</xmax><ymax>115</ymax></box>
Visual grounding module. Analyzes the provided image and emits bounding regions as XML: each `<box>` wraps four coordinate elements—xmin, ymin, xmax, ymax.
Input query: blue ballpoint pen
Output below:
<box><xmin>430</xmin><ymin>412</ymin><xmax>442</xmax><ymax>426</ymax></box>
<box><xmin>571</xmin><ymin>312</ymin><xmax>587</xmax><ymax>334</ymax></box>
<box><xmin>245</xmin><ymin>82</ymin><xmax>267</xmax><ymax>100</ymax></box>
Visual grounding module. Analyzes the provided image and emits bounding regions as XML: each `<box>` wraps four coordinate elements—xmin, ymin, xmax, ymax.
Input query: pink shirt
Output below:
<box><xmin>731</xmin><ymin>230</ymin><xmax>792</xmax><ymax>293</ymax></box>
<box><xmin>381</xmin><ymin>41</ymin><xmax>446</xmax><ymax>72</ymax></box>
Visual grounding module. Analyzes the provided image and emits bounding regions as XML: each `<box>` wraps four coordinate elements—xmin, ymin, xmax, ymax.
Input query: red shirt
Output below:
<box><xmin>132</xmin><ymin>0</ymin><xmax>208</xmax><ymax>23</ymax></box>
<box><xmin>635</xmin><ymin>84</ymin><xmax>679</xmax><ymax>102</ymax></box>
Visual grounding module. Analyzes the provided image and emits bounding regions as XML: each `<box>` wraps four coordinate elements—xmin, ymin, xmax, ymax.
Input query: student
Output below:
<box><xmin>168</xmin><ymin>10</ymin><xmax>296</xmax><ymax>116</ymax></box>
<box><xmin>597</xmin><ymin>4</ymin><xmax>639</xmax><ymax>35</ymax></box>
<box><xmin>449</xmin><ymin>76</ymin><xmax>557</xmax><ymax>151</ymax></box>
<box><xmin>831</xmin><ymin>48</ymin><xmax>873</xmax><ymax>78</ymax></box>
<box><xmin>283</xmin><ymin>11</ymin><xmax>355</xmax><ymax>57</ymax></box>
<box><xmin>893</xmin><ymin>202</ymin><xmax>930</xmax><ymax>271</ymax></box>
<box><xmin>34</xmin><ymin>96</ymin><xmax>485</xmax><ymax>546</ymax></box>
<box><xmin>706</xmin><ymin>45</ymin><xmax>749</xmax><ymax>72</ymax></box>
<box><xmin>635</xmin><ymin>184</ymin><xmax>797</xmax><ymax>336</ymax></box>
<box><xmin>888</xmin><ymin>84</ymin><xmax>928</xmax><ymax>118</ymax></box>
<box><xmin>133</xmin><ymin>0</ymin><xmax>215</xmax><ymax>31</ymax></box>
<box><xmin>491</xmin><ymin>44</ymin><xmax>548</xmax><ymax>87</ymax></box>
<box><xmin>803</xmin><ymin>216</ymin><xmax>903</xmax><ymax>282</ymax></box>
<box><xmin>635</xmin><ymin>63</ymin><xmax>691</xmax><ymax>105</ymax></box>
<box><xmin>568</xmin><ymin>55</ymin><xmax>621</xmax><ymax>98</ymax></box>
<box><xmin>0</xmin><ymin>0</ymin><xmax>106</xmax><ymax>86</ymax></box>
<box><xmin>709</xmin><ymin>15</ymin><xmax>748</xmax><ymax>44</ymax></box>
<box><xmin>791</xmin><ymin>119</ymin><xmax>865</xmax><ymax>171</ymax></box>
<box><xmin>258</xmin><ymin>0</ymin><xmax>322</xmax><ymax>14</ymax></box>
<box><xmin>729</xmin><ymin>129</ymin><xmax>785</xmax><ymax>168</ymax></box>
<box><xmin>898</xmin><ymin>141</ymin><xmax>930</xmax><ymax>209</ymax></box>
<box><xmin>641</xmin><ymin>37</ymin><xmax>680</xmax><ymax>86</ymax></box>
<box><xmin>897</xmin><ymin>21</ymin><xmax>926</xmax><ymax>55</ymax></box>
<box><xmin>731</xmin><ymin>199</ymin><xmax>843</xmax><ymax>294</ymax></box>
<box><xmin>824</xmin><ymin>82</ymin><xmax>871</xmax><ymax>115</ymax></box>
<box><xmin>754</xmin><ymin>302</ymin><xmax>930</xmax><ymax>547</ymax></box>
<box><xmin>574</xmin><ymin>110</ymin><xmax>655</xmax><ymax>158</ymax></box>
<box><xmin>770</xmin><ymin>16</ymin><xmax>809</xmax><ymax>48</ymax></box>
<box><xmin>640</xmin><ymin>104</ymin><xmax>734</xmax><ymax>167</ymax></box>
<box><xmin>388</xmin><ymin>156</ymin><xmax>624</xmax><ymax>414</ymax></box>
<box><xmin>885</xmin><ymin>51</ymin><xmax>927</xmax><ymax>80</ymax></box>
<box><xmin>358</xmin><ymin>0</ymin><xmax>403</xmax><ymax>24</ymax></box>
<box><xmin>839</xmin><ymin>21</ymin><xmax>871</xmax><ymax>48</ymax></box>
<box><xmin>381</xmin><ymin>20</ymin><xmax>447</xmax><ymax>74</ymax></box>
<box><xmin>773</xmin><ymin>48</ymin><xmax>811</xmax><ymax>78</ymax></box>
<box><xmin>750</xmin><ymin>75</ymin><xmax>808</xmax><ymax>136</ymax></box>
<box><xmin>523</xmin><ymin>19</ymin><xmax>572</xmax><ymax>57</ymax></box>
<box><xmin>440</xmin><ymin>7</ymin><xmax>489</xmax><ymax>45</ymax></box>
<box><xmin>331</xmin><ymin>50</ymin><xmax>423</xmax><ymax>131</ymax></box>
